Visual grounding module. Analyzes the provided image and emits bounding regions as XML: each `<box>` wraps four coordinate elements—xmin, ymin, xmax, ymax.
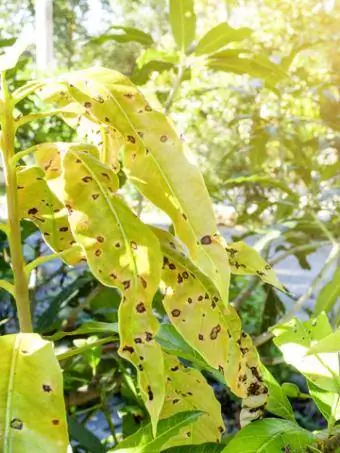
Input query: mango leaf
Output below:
<box><xmin>59</xmin><ymin>67</ymin><xmax>230</xmax><ymax>301</ymax></box>
<box><xmin>307</xmin><ymin>329</ymin><xmax>340</xmax><ymax>354</ymax></box>
<box><xmin>16</xmin><ymin>165</ymin><xmax>82</xmax><ymax>265</ymax></box>
<box><xmin>314</xmin><ymin>267</ymin><xmax>340</xmax><ymax>315</ymax></box>
<box><xmin>164</xmin><ymin>444</ymin><xmax>224</xmax><ymax>453</ymax></box>
<box><xmin>60</xmin><ymin>146</ymin><xmax>165</xmax><ymax>433</ymax></box>
<box><xmin>0</xmin><ymin>30</ymin><xmax>32</xmax><ymax>71</ymax></box>
<box><xmin>133</xmin><ymin>49</ymin><xmax>179</xmax><ymax>85</ymax></box>
<box><xmin>153</xmin><ymin>227</ymin><xmax>268</xmax><ymax>425</ymax></box>
<box><xmin>273</xmin><ymin>313</ymin><xmax>340</xmax><ymax>393</ymax></box>
<box><xmin>0</xmin><ymin>334</ymin><xmax>68</xmax><ymax>452</ymax></box>
<box><xmin>169</xmin><ymin>0</ymin><xmax>196</xmax><ymax>53</ymax></box>
<box><xmin>68</xmin><ymin>416</ymin><xmax>105</xmax><ymax>453</ymax></box>
<box><xmin>195</xmin><ymin>23</ymin><xmax>252</xmax><ymax>56</ymax></box>
<box><xmin>160</xmin><ymin>354</ymin><xmax>225</xmax><ymax>449</ymax></box>
<box><xmin>90</xmin><ymin>26</ymin><xmax>153</xmax><ymax>46</ymax></box>
<box><xmin>112</xmin><ymin>411</ymin><xmax>203</xmax><ymax>453</ymax></box>
<box><xmin>221</xmin><ymin>419</ymin><xmax>315</xmax><ymax>453</ymax></box>
<box><xmin>308</xmin><ymin>381</ymin><xmax>340</xmax><ymax>427</ymax></box>
<box><xmin>208</xmin><ymin>53</ymin><xmax>286</xmax><ymax>88</ymax></box>
<box><xmin>260</xmin><ymin>365</ymin><xmax>295</xmax><ymax>422</ymax></box>
<box><xmin>226</xmin><ymin>241</ymin><xmax>284</xmax><ymax>291</ymax></box>
<box><xmin>46</xmin><ymin>321</ymin><xmax>119</xmax><ymax>341</ymax></box>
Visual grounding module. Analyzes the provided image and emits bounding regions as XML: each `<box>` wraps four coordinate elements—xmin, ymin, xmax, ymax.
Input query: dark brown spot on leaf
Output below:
<box><xmin>136</xmin><ymin>302</ymin><xmax>146</xmax><ymax>313</ymax></box>
<box><xmin>134</xmin><ymin>337</ymin><xmax>142</xmax><ymax>344</ymax></box>
<box><xmin>84</xmin><ymin>101</ymin><xmax>92</xmax><ymax>108</ymax></box>
<box><xmin>52</xmin><ymin>419</ymin><xmax>60</xmax><ymax>425</ymax></box>
<box><xmin>210</xmin><ymin>324</ymin><xmax>221</xmax><ymax>340</ymax></box>
<box><xmin>92</xmin><ymin>193</ymin><xmax>99</xmax><ymax>200</ymax></box>
<box><xmin>145</xmin><ymin>331</ymin><xmax>153</xmax><ymax>342</ymax></box>
<box><xmin>127</xmin><ymin>135</ymin><xmax>136</xmax><ymax>144</ymax></box>
<box><xmin>42</xmin><ymin>384</ymin><xmax>52</xmax><ymax>393</ymax></box>
<box><xmin>198</xmin><ymin>334</ymin><xmax>204</xmax><ymax>341</ymax></box>
<box><xmin>138</xmin><ymin>364</ymin><xmax>143</xmax><ymax>371</ymax></box>
<box><xmin>28</xmin><ymin>207</ymin><xmax>38</xmax><ymax>215</ymax></box>
<box><xmin>10</xmin><ymin>418</ymin><xmax>23</xmax><ymax>430</ymax></box>
<box><xmin>122</xmin><ymin>345</ymin><xmax>134</xmax><ymax>354</ymax></box>
<box><xmin>139</xmin><ymin>276</ymin><xmax>147</xmax><ymax>289</ymax></box>
<box><xmin>82</xmin><ymin>176</ymin><xmax>92</xmax><ymax>183</ymax></box>
<box><xmin>187</xmin><ymin>297</ymin><xmax>193</xmax><ymax>304</ymax></box>
<box><xmin>182</xmin><ymin>271</ymin><xmax>189</xmax><ymax>279</ymax></box>
<box><xmin>95</xmin><ymin>249</ymin><xmax>102</xmax><ymax>257</ymax></box>
<box><xmin>171</xmin><ymin>366</ymin><xmax>179</xmax><ymax>372</ymax></box>
<box><xmin>145</xmin><ymin>105</ymin><xmax>152</xmax><ymax>112</ymax></box>
<box><xmin>97</xmin><ymin>236</ymin><xmax>104</xmax><ymax>243</ymax></box>
<box><xmin>171</xmin><ymin>309</ymin><xmax>181</xmax><ymax>317</ymax></box>
<box><xmin>200</xmin><ymin>235</ymin><xmax>212</xmax><ymax>245</ymax></box>
<box><xmin>147</xmin><ymin>386</ymin><xmax>154</xmax><ymax>401</ymax></box>
<box><xmin>173</xmin><ymin>398</ymin><xmax>180</xmax><ymax>404</ymax></box>
<box><xmin>123</xmin><ymin>280</ymin><xmax>131</xmax><ymax>290</ymax></box>
<box><xmin>169</xmin><ymin>263</ymin><xmax>176</xmax><ymax>270</ymax></box>
<box><xmin>160</xmin><ymin>135</ymin><xmax>168</xmax><ymax>142</ymax></box>
<box><xmin>177</xmin><ymin>274</ymin><xmax>183</xmax><ymax>284</ymax></box>
<box><xmin>59</xmin><ymin>226</ymin><xmax>68</xmax><ymax>232</ymax></box>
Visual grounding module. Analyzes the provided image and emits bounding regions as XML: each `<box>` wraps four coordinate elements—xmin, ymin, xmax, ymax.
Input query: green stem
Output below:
<box><xmin>164</xmin><ymin>63</ymin><xmax>185</xmax><ymax>114</ymax></box>
<box><xmin>0</xmin><ymin>71</ymin><xmax>32</xmax><ymax>333</ymax></box>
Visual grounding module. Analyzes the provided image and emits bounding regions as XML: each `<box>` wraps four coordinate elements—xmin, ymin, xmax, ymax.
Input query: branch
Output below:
<box><xmin>0</xmin><ymin>279</ymin><xmax>15</xmax><ymax>296</ymax></box>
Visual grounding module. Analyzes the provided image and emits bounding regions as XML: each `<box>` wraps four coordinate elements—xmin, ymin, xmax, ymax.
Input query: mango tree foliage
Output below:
<box><xmin>59</xmin><ymin>145</ymin><xmax>165</xmax><ymax>432</ymax></box>
<box><xmin>0</xmin><ymin>334</ymin><xmax>68</xmax><ymax>452</ymax></box>
<box><xmin>169</xmin><ymin>0</ymin><xmax>196</xmax><ymax>53</ymax></box>
<box><xmin>160</xmin><ymin>354</ymin><xmax>225</xmax><ymax>449</ymax></box>
<box><xmin>42</xmin><ymin>67</ymin><xmax>230</xmax><ymax>301</ymax></box>
<box><xmin>153</xmin><ymin>227</ymin><xmax>268</xmax><ymax>425</ymax></box>
<box><xmin>222</xmin><ymin>419</ymin><xmax>315</xmax><ymax>453</ymax></box>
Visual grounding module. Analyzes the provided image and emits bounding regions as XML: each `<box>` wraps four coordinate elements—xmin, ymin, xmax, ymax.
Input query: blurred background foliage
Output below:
<box><xmin>0</xmin><ymin>0</ymin><xmax>339</xmax><ymax>451</ymax></box>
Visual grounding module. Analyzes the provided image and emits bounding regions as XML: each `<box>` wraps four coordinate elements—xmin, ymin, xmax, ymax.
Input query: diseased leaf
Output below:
<box><xmin>226</xmin><ymin>241</ymin><xmax>284</xmax><ymax>291</ymax></box>
<box><xmin>273</xmin><ymin>313</ymin><xmax>340</xmax><ymax>393</ymax></box>
<box><xmin>222</xmin><ymin>419</ymin><xmax>315</xmax><ymax>453</ymax></box>
<box><xmin>164</xmin><ymin>444</ymin><xmax>225</xmax><ymax>453</ymax></box>
<box><xmin>112</xmin><ymin>411</ymin><xmax>203</xmax><ymax>453</ymax></box>
<box><xmin>0</xmin><ymin>334</ymin><xmax>68</xmax><ymax>452</ymax></box>
<box><xmin>16</xmin><ymin>165</ymin><xmax>81</xmax><ymax>265</ymax></box>
<box><xmin>314</xmin><ymin>267</ymin><xmax>340</xmax><ymax>315</ymax></box>
<box><xmin>46</xmin><ymin>321</ymin><xmax>118</xmax><ymax>341</ymax></box>
<box><xmin>58</xmin><ymin>67</ymin><xmax>229</xmax><ymax>301</ymax></box>
<box><xmin>160</xmin><ymin>354</ymin><xmax>225</xmax><ymax>449</ymax></box>
<box><xmin>90</xmin><ymin>26</ymin><xmax>153</xmax><ymax>46</ymax></box>
<box><xmin>195</xmin><ymin>23</ymin><xmax>252</xmax><ymax>56</ymax></box>
<box><xmin>60</xmin><ymin>146</ymin><xmax>165</xmax><ymax>433</ymax></box>
<box><xmin>260</xmin><ymin>365</ymin><xmax>295</xmax><ymax>422</ymax></box>
<box><xmin>153</xmin><ymin>227</ymin><xmax>268</xmax><ymax>426</ymax></box>
<box><xmin>169</xmin><ymin>0</ymin><xmax>196</xmax><ymax>53</ymax></box>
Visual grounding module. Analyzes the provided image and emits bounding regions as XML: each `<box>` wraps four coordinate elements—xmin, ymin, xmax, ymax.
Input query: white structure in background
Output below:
<box><xmin>35</xmin><ymin>0</ymin><xmax>54</xmax><ymax>71</ymax></box>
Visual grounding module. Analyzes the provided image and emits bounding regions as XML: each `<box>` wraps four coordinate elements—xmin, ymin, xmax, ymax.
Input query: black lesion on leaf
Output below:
<box><xmin>172</xmin><ymin>398</ymin><xmax>180</xmax><ymax>404</ymax></box>
<box><xmin>182</xmin><ymin>271</ymin><xmax>189</xmax><ymax>279</ymax></box>
<box><xmin>145</xmin><ymin>105</ymin><xmax>152</xmax><ymax>112</ymax></box>
<box><xmin>171</xmin><ymin>309</ymin><xmax>181</xmax><ymax>317</ymax></box>
<box><xmin>145</xmin><ymin>331</ymin><xmax>153</xmax><ymax>342</ymax></box>
<box><xmin>147</xmin><ymin>386</ymin><xmax>154</xmax><ymax>401</ymax></box>
<box><xmin>122</xmin><ymin>345</ymin><xmax>134</xmax><ymax>354</ymax></box>
<box><xmin>42</xmin><ymin>384</ymin><xmax>52</xmax><ymax>393</ymax></box>
<box><xmin>105</xmin><ymin>117</ymin><xmax>110</xmax><ymax>122</ymax></box>
<box><xmin>138</xmin><ymin>364</ymin><xmax>143</xmax><ymax>371</ymax></box>
<box><xmin>187</xmin><ymin>297</ymin><xmax>193</xmax><ymax>304</ymax></box>
<box><xmin>82</xmin><ymin>176</ymin><xmax>93</xmax><ymax>183</ymax></box>
<box><xmin>265</xmin><ymin>264</ymin><xmax>271</xmax><ymax>270</ymax></box>
<box><xmin>95</xmin><ymin>249</ymin><xmax>102</xmax><ymax>257</ymax></box>
<box><xmin>198</xmin><ymin>295</ymin><xmax>203</xmax><ymax>301</ymax></box>
<box><xmin>160</xmin><ymin>135</ymin><xmax>168</xmax><ymax>142</ymax></box>
<box><xmin>177</xmin><ymin>274</ymin><xmax>183</xmax><ymax>283</ymax></box>
<box><xmin>139</xmin><ymin>276</ymin><xmax>147</xmax><ymax>289</ymax></box>
<box><xmin>127</xmin><ymin>135</ymin><xmax>136</xmax><ymax>144</ymax></box>
<box><xmin>97</xmin><ymin>235</ymin><xmax>104</xmax><ymax>243</ymax></box>
<box><xmin>52</xmin><ymin>419</ymin><xmax>60</xmax><ymax>425</ymax></box>
<box><xmin>115</xmin><ymin>242</ymin><xmax>121</xmax><ymax>248</ymax></box>
<box><xmin>59</xmin><ymin>226</ymin><xmax>68</xmax><ymax>232</ymax></box>
<box><xmin>10</xmin><ymin>418</ymin><xmax>23</xmax><ymax>430</ymax></box>
<box><xmin>198</xmin><ymin>333</ymin><xmax>204</xmax><ymax>341</ymax></box>
<box><xmin>200</xmin><ymin>235</ymin><xmax>212</xmax><ymax>245</ymax></box>
<box><xmin>84</xmin><ymin>101</ymin><xmax>92</xmax><ymax>108</ymax></box>
<box><xmin>218</xmin><ymin>365</ymin><xmax>224</xmax><ymax>373</ymax></box>
<box><xmin>92</xmin><ymin>193</ymin><xmax>100</xmax><ymax>200</ymax></box>
<box><xmin>247</xmin><ymin>382</ymin><xmax>261</xmax><ymax>396</ymax></box>
<box><xmin>250</xmin><ymin>366</ymin><xmax>263</xmax><ymax>382</ymax></box>
<box><xmin>28</xmin><ymin>207</ymin><xmax>38</xmax><ymax>215</ymax></box>
<box><xmin>256</xmin><ymin>270</ymin><xmax>265</xmax><ymax>277</ymax></box>
<box><xmin>136</xmin><ymin>302</ymin><xmax>146</xmax><ymax>313</ymax></box>
<box><xmin>134</xmin><ymin>337</ymin><xmax>143</xmax><ymax>344</ymax></box>
<box><xmin>169</xmin><ymin>263</ymin><xmax>176</xmax><ymax>270</ymax></box>
<box><xmin>171</xmin><ymin>365</ymin><xmax>179</xmax><ymax>372</ymax></box>
<box><xmin>218</xmin><ymin>426</ymin><xmax>224</xmax><ymax>433</ymax></box>
<box><xmin>101</xmin><ymin>172</ymin><xmax>110</xmax><ymax>180</ymax></box>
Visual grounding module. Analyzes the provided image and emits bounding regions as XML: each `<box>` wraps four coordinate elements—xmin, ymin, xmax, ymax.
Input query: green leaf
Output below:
<box><xmin>164</xmin><ymin>444</ymin><xmax>225</xmax><ymax>453</ymax></box>
<box><xmin>308</xmin><ymin>381</ymin><xmax>340</xmax><ymax>426</ymax></box>
<box><xmin>0</xmin><ymin>334</ymin><xmax>68</xmax><ymax>452</ymax></box>
<box><xmin>314</xmin><ymin>267</ymin><xmax>340</xmax><ymax>315</ymax></box>
<box><xmin>112</xmin><ymin>411</ymin><xmax>203</xmax><ymax>452</ymax></box>
<box><xmin>260</xmin><ymin>366</ymin><xmax>295</xmax><ymax>422</ymax></box>
<box><xmin>222</xmin><ymin>419</ymin><xmax>315</xmax><ymax>452</ymax></box>
<box><xmin>273</xmin><ymin>313</ymin><xmax>340</xmax><ymax>393</ymax></box>
<box><xmin>60</xmin><ymin>146</ymin><xmax>165</xmax><ymax>433</ymax></box>
<box><xmin>90</xmin><ymin>26</ymin><xmax>153</xmax><ymax>46</ymax></box>
<box><xmin>133</xmin><ymin>49</ymin><xmax>179</xmax><ymax>85</ymax></box>
<box><xmin>0</xmin><ymin>32</ymin><xmax>32</xmax><ymax>71</ymax></box>
<box><xmin>46</xmin><ymin>321</ymin><xmax>118</xmax><ymax>341</ymax></box>
<box><xmin>208</xmin><ymin>53</ymin><xmax>286</xmax><ymax>88</ymax></box>
<box><xmin>68</xmin><ymin>416</ymin><xmax>105</xmax><ymax>453</ymax></box>
<box><xmin>169</xmin><ymin>0</ymin><xmax>196</xmax><ymax>53</ymax></box>
<box><xmin>159</xmin><ymin>354</ymin><xmax>225</xmax><ymax>449</ymax></box>
<box><xmin>226</xmin><ymin>242</ymin><xmax>284</xmax><ymax>291</ymax></box>
<box><xmin>307</xmin><ymin>329</ymin><xmax>340</xmax><ymax>354</ymax></box>
<box><xmin>61</xmin><ymin>67</ymin><xmax>230</xmax><ymax>301</ymax></box>
<box><xmin>195</xmin><ymin>23</ymin><xmax>252</xmax><ymax>56</ymax></box>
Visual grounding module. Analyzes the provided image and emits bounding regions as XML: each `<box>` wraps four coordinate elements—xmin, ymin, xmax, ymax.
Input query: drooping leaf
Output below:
<box><xmin>314</xmin><ymin>267</ymin><xmax>340</xmax><ymax>315</ymax></box>
<box><xmin>273</xmin><ymin>313</ymin><xmax>340</xmax><ymax>393</ymax></box>
<box><xmin>57</xmin><ymin>67</ymin><xmax>230</xmax><ymax>300</ymax></box>
<box><xmin>0</xmin><ymin>334</ymin><xmax>68</xmax><ymax>452</ymax></box>
<box><xmin>169</xmin><ymin>0</ymin><xmax>196</xmax><ymax>53</ymax></box>
<box><xmin>260</xmin><ymin>365</ymin><xmax>295</xmax><ymax>422</ymax></box>
<box><xmin>160</xmin><ymin>354</ymin><xmax>225</xmax><ymax>449</ymax></box>
<box><xmin>60</xmin><ymin>145</ymin><xmax>165</xmax><ymax>433</ymax></box>
<box><xmin>90</xmin><ymin>26</ymin><xmax>153</xmax><ymax>46</ymax></box>
<box><xmin>112</xmin><ymin>411</ymin><xmax>203</xmax><ymax>453</ymax></box>
<box><xmin>307</xmin><ymin>329</ymin><xmax>340</xmax><ymax>354</ymax></box>
<box><xmin>195</xmin><ymin>23</ymin><xmax>252</xmax><ymax>56</ymax></box>
<box><xmin>221</xmin><ymin>419</ymin><xmax>315</xmax><ymax>453</ymax></box>
<box><xmin>16</xmin><ymin>165</ymin><xmax>82</xmax><ymax>265</ymax></box>
<box><xmin>226</xmin><ymin>241</ymin><xmax>284</xmax><ymax>291</ymax></box>
<box><xmin>153</xmin><ymin>227</ymin><xmax>268</xmax><ymax>425</ymax></box>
